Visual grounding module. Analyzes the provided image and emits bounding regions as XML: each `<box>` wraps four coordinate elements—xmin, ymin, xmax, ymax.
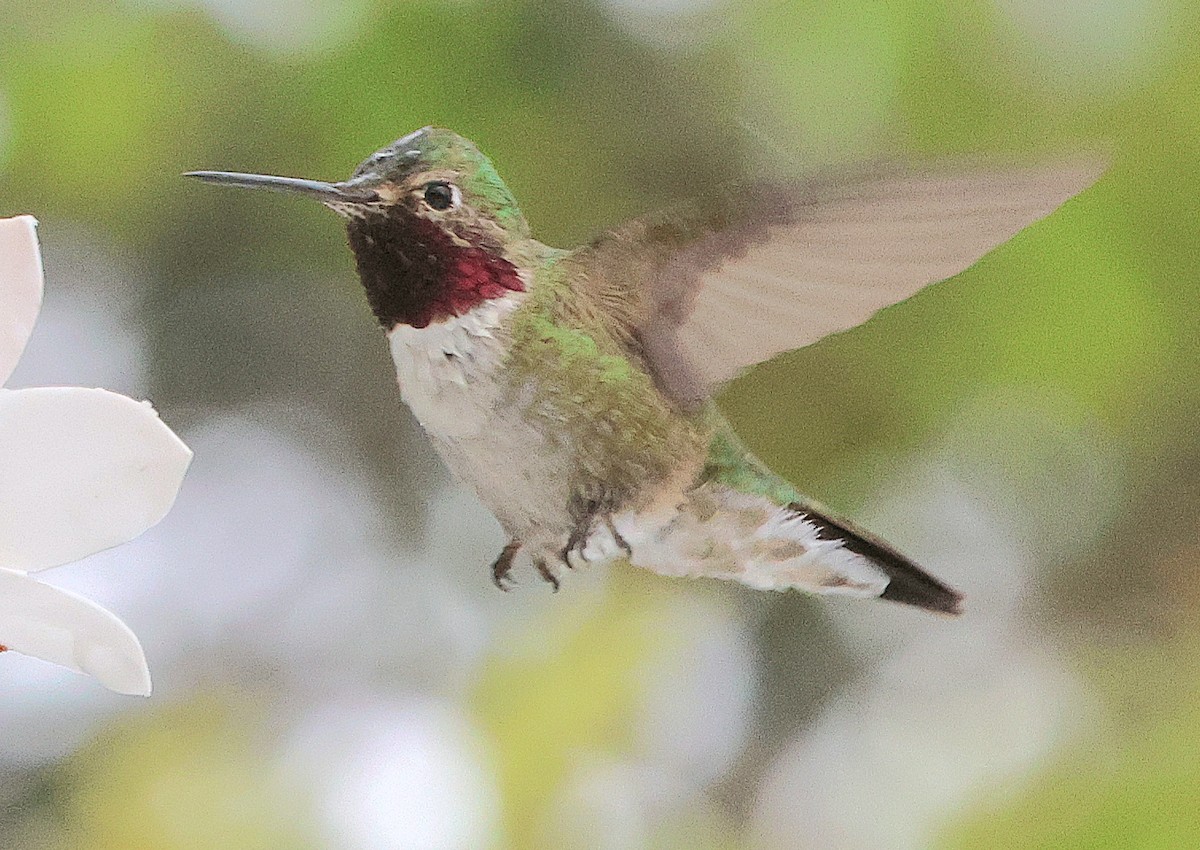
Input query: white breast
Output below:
<box><xmin>386</xmin><ymin>294</ymin><xmax>522</xmax><ymax>439</ymax></box>
<box><xmin>385</xmin><ymin>292</ymin><xmax>571</xmax><ymax>536</ymax></box>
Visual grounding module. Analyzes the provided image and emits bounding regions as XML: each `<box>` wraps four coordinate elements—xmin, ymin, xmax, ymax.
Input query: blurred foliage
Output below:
<box><xmin>943</xmin><ymin>636</ymin><xmax>1200</xmax><ymax>849</ymax></box>
<box><xmin>473</xmin><ymin>575</ymin><xmax>669</xmax><ymax>846</ymax></box>
<box><xmin>53</xmin><ymin>697</ymin><xmax>314</xmax><ymax>850</ymax></box>
<box><xmin>2</xmin><ymin>0</ymin><xmax>1200</xmax><ymax>848</ymax></box>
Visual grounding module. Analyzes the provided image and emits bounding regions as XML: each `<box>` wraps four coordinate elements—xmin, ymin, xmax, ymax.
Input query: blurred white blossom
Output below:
<box><xmin>127</xmin><ymin>0</ymin><xmax>369</xmax><ymax>54</ymax></box>
<box><xmin>599</xmin><ymin>0</ymin><xmax>723</xmax><ymax>51</ymax></box>
<box><xmin>633</xmin><ymin>598</ymin><xmax>757</xmax><ymax>805</ymax></box>
<box><xmin>751</xmin><ymin>624</ymin><xmax>1091</xmax><ymax>850</ymax></box>
<box><xmin>282</xmin><ymin>695</ymin><xmax>502</xmax><ymax>850</ymax></box>
<box><xmin>0</xmin><ymin>215</ymin><xmax>191</xmax><ymax>695</ymax></box>
<box><xmin>990</xmin><ymin>0</ymin><xmax>1180</xmax><ymax>96</ymax></box>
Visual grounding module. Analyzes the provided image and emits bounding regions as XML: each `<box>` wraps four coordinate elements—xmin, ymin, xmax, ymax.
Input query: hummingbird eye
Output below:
<box><xmin>422</xmin><ymin>181</ymin><xmax>457</xmax><ymax>212</ymax></box>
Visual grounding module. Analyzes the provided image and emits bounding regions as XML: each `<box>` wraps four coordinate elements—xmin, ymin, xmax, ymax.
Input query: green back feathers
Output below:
<box><xmin>702</xmin><ymin>423</ymin><xmax>801</xmax><ymax>507</ymax></box>
<box><xmin>507</xmin><ymin>253</ymin><xmax>705</xmax><ymax>501</ymax></box>
<box><xmin>504</xmin><ymin>253</ymin><xmax>797</xmax><ymax>510</ymax></box>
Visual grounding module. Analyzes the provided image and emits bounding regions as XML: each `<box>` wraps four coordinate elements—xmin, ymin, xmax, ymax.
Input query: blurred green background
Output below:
<box><xmin>2</xmin><ymin>0</ymin><xmax>1198</xmax><ymax>848</ymax></box>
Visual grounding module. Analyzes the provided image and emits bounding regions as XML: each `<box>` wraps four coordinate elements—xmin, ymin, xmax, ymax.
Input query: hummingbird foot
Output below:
<box><xmin>534</xmin><ymin>557</ymin><xmax>561</xmax><ymax>592</ymax></box>
<box><xmin>562</xmin><ymin>501</ymin><xmax>632</xmax><ymax>567</ymax></box>
<box><xmin>491</xmin><ymin>540</ymin><xmax>521</xmax><ymax>591</ymax></box>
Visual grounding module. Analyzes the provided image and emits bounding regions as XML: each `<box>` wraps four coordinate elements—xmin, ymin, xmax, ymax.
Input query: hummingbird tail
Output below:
<box><xmin>701</xmin><ymin>424</ymin><xmax>961</xmax><ymax>614</ymax></box>
<box><xmin>787</xmin><ymin>503</ymin><xmax>963</xmax><ymax>616</ymax></box>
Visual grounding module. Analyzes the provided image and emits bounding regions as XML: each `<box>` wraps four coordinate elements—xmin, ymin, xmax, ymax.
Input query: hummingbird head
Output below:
<box><xmin>339</xmin><ymin>127</ymin><xmax>528</xmax><ymax>237</ymax></box>
<box><xmin>187</xmin><ymin>127</ymin><xmax>532</xmax><ymax>329</ymax></box>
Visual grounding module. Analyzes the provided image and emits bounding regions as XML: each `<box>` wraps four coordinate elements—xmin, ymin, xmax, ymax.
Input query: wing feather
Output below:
<box><xmin>575</xmin><ymin>159</ymin><xmax>1104</xmax><ymax>410</ymax></box>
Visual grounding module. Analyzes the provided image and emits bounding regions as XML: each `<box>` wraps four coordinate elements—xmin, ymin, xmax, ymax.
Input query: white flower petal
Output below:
<box><xmin>0</xmin><ymin>568</ymin><xmax>150</xmax><ymax>695</ymax></box>
<box><xmin>0</xmin><ymin>387</ymin><xmax>192</xmax><ymax>571</ymax></box>
<box><xmin>0</xmin><ymin>215</ymin><xmax>44</xmax><ymax>384</ymax></box>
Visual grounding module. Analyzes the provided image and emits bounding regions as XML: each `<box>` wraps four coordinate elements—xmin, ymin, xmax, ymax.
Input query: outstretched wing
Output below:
<box><xmin>574</xmin><ymin>160</ymin><xmax>1104</xmax><ymax>410</ymax></box>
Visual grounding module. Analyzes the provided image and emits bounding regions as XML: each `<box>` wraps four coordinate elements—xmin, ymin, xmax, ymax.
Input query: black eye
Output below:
<box><xmin>423</xmin><ymin>181</ymin><xmax>454</xmax><ymax>211</ymax></box>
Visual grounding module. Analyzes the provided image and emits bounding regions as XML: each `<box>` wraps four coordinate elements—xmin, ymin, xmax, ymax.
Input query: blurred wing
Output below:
<box><xmin>580</xmin><ymin>160</ymin><xmax>1103</xmax><ymax>410</ymax></box>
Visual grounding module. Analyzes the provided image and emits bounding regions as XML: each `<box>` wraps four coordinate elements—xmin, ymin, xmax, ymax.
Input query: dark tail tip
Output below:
<box><xmin>787</xmin><ymin>502</ymin><xmax>964</xmax><ymax>616</ymax></box>
<box><xmin>879</xmin><ymin>565</ymin><xmax>964</xmax><ymax>616</ymax></box>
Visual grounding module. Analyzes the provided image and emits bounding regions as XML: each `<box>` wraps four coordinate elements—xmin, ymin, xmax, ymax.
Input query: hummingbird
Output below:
<box><xmin>188</xmin><ymin>128</ymin><xmax>1101</xmax><ymax>615</ymax></box>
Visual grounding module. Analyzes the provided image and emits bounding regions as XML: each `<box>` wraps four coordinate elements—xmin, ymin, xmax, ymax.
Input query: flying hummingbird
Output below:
<box><xmin>188</xmin><ymin>128</ymin><xmax>1101</xmax><ymax>615</ymax></box>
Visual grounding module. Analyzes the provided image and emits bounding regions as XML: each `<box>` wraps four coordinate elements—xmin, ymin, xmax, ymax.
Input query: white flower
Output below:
<box><xmin>0</xmin><ymin>215</ymin><xmax>191</xmax><ymax>695</ymax></box>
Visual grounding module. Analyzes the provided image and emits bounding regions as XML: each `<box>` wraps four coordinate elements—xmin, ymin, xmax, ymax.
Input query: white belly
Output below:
<box><xmin>386</xmin><ymin>295</ymin><xmax>570</xmax><ymax>536</ymax></box>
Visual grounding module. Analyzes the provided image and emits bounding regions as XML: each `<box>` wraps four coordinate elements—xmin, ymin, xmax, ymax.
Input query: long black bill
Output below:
<box><xmin>184</xmin><ymin>171</ymin><xmax>378</xmax><ymax>204</ymax></box>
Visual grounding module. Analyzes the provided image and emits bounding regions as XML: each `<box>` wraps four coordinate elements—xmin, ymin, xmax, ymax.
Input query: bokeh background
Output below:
<box><xmin>1</xmin><ymin>0</ymin><xmax>1197</xmax><ymax>847</ymax></box>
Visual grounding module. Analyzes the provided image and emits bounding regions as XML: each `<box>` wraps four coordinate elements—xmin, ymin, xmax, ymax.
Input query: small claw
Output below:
<box><xmin>535</xmin><ymin>558</ymin><xmax>560</xmax><ymax>592</ymax></box>
<box><xmin>560</xmin><ymin>525</ymin><xmax>588</xmax><ymax>569</ymax></box>
<box><xmin>491</xmin><ymin>541</ymin><xmax>521</xmax><ymax>592</ymax></box>
<box><xmin>574</xmin><ymin>531</ymin><xmax>595</xmax><ymax>564</ymax></box>
<box><xmin>605</xmin><ymin>515</ymin><xmax>632</xmax><ymax>558</ymax></box>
